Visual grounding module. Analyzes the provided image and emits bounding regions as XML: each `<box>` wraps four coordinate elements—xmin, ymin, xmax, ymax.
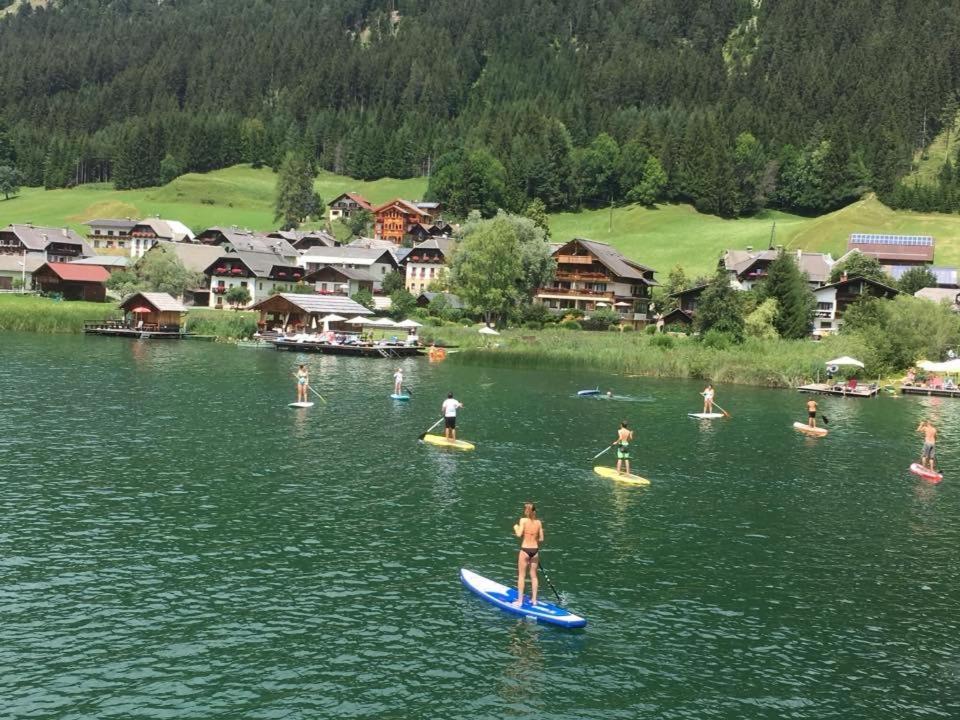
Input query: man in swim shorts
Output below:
<box><xmin>441</xmin><ymin>392</ymin><xmax>463</xmax><ymax>442</ymax></box>
<box><xmin>806</xmin><ymin>399</ymin><xmax>818</xmax><ymax>428</ymax></box>
<box><xmin>917</xmin><ymin>419</ymin><xmax>938</xmax><ymax>471</ymax></box>
<box><xmin>612</xmin><ymin>420</ymin><xmax>634</xmax><ymax>476</ymax></box>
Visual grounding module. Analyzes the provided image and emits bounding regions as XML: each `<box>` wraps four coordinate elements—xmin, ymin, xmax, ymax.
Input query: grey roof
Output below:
<box><xmin>307</xmin><ymin>265</ymin><xmax>376</xmax><ymax>282</ymax></box>
<box><xmin>120</xmin><ymin>291</ymin><xmax>188</xmax><ymax>313</ymax></box>
<box><xmin>888</xmin><ymin>265</ymin><xmax>958</xmax><ymax>286</ymax></box>
<box><xmin>915</xmin><ymin>287</ymin><xmax>959</xmax><ymax>305</ymax></box>
<box><xmin>564</xmin><ymin>238</ymin><xmax>656</xmax><ymax>283</ymax></box>
<box><xmin>70</xmin><ymin>255</ymin><xmax>130</xmax><ymax>267</ymax></box>
<box><xmin>723</xmin><ymin>248</ymin><xmax>833</xmax><ymax>284</ymax></box>
<box><xmin>411</xmin><ymin>236</ymin><xmax>454</xmax><ymax>255</ymax></box>
<box><xmin>83</xmin><ymin>218</ymin><xmax>137</xmax><ymax>230</ymax></box>
<box><xmin>417</xmin><ymin>291</ymin><xmax>464</xmax><ymax>309</ymax></box>
<box><xmin>152</xmin><ymin>240</ymin><xmax>223</xmax><ymax>273</ymax></box>
<box><xmin>394</xmin><ymin>248</ymin><xmax>412</xmax><ymax>263</ymax></box>
<box><xmin>252</xmin><ymin>292</ymin><xmax>374</xmax><ymax>316</ymax></box>
<box><xmin>0</xmin><ymin>254</ymin><xmax>45</xmax><ymax>273</ymax></box>
<box><xmin>209</xmin><ymin>248</ymin><xmax>300</xmax><ymax>278</ymax></box>
<box><xmin>301</xmin><ymin>246</ymin><xmax>399</xmax><ymax>267</ymax></box>
<box><xmin>2</xmin><ymin>224</ymin><xmax>92</xmax><ymax>254</ymax></box>
<box><xmin>796</xmin><ymin>252</ymin><xmax>833</xmax><ymax>284</ymax></box>
<box><xmin>346</xmin><ymin>237</ymin><xmax>398</xmax><ymax>250</ymax></box>
<box><xmin>132</xmin><ymin>219</ymin><xmax>195</xmax><ymax>242</ymax></box>
<box><xmin>815</xmin><ymin>276</ymin><xmax>900</xmax><ymax>294</ymax></box>
<box><xmin>203</xmin><ymin>227</ymin><xmax>297</xmax><ymax>258</ymax></box>
<box><xmin>269</xmin><ymin>229</ymin><xmax>338</xmax><ymax>248</ymax></box>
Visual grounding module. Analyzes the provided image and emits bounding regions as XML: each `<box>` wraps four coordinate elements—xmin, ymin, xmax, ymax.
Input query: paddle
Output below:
<box><xmin>418</xmin><ymin>416</ymin><xmax>444</xmax><ymax>441</ymax></box>
<box><xmin>712</xmin><ymin>401</ymin><xmax>732</xmax><ymax>419</ymax></box>
<box><xmin>403</xmin><ymin>385</ymin><xmax>414</xmax><ymax>397</ymax></box>
<box><xmin>592</xmin><ymin>443</ymin><xmax>615</xmax><ymax>460</ymax></box>
<box><xmin>536</xmin><ymin>559</ymin><xmax>565</xmax><ymax>605</ymax></box>
<box><xmin>292</xmin><ymin>373</ymin><xmax>327</xmax><ymax>404</ymax></box>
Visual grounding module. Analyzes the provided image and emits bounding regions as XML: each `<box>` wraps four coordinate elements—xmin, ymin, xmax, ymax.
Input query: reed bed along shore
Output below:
<box><xmin>423</xmin><ymin>326</ymin><xmax>871</xmax><ymax>388</ymax></box>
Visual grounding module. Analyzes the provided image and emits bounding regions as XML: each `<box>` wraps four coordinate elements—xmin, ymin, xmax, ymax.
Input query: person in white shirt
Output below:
<box><xmin>441</xmin><ymin>392</ymin><xmax>464</xmax><ymax>441</ymax></box>
<box><xmin>393</xmin><ymin>367</ymin><xmax>404</xmax><ymax>395</ymax></box>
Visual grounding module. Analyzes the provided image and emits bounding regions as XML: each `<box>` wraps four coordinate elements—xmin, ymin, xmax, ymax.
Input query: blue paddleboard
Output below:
<box><xmin>390</xmin><ymin>393</ymin><xmax>411</xmax><ymax>401</ymax></box>
<box><xmin>577</xmin><ymin>388</ymin><xmax>600</xmax><ymax>396</ymax></box>
<box><xmin>460</xmin><ymin>568</ymin><xmax>586</xmax><ymax>628</ymax></box>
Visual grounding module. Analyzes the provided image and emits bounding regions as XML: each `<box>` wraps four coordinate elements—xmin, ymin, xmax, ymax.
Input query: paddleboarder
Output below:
<box><xmin>917</xmin><ymin>419</ymin><xmax>938</xmax><ymax>471</ymax></box>
<box><xmin>441</xmin><ymin>392</ymin><xmax>463</xmax><ymax>442</ymax></box>
<box><xmin>393</xmin><ymin>367</ymin><xmax>404</xmax><ymax>395</ymax></box>
<box><xmin>806</xmin><ymin>399</ymin><xmax>818</xmax><ymax>428</ymax></box>
<box><xmin>295</xmin><ymin>364</ymin><xmax>309</xmax><ymax>404</ymax></box>
<box><xmin>702</xmin><ymin>384</ymin><xmax>715</xmax><ymax>414</ymax></box>
<box><xmin>513</xmin><ymin>502</ymin><xmax>543</xmax><ymax>606</ymax></box>
<box><xmin>611</xmin><ymin>420</ymin><xmax>634</xmax><ymax>476</ymax></box>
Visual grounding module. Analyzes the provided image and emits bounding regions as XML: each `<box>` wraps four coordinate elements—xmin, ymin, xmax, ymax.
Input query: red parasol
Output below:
<box><xmin>130</xmin><ymin>306</ymin><xmax>152</xmax><ymax>314</ymax></box>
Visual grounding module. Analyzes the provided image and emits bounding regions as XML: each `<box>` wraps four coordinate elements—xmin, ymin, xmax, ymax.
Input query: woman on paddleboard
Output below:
<box><xmin>296</xmin><ymin>364</ymin><xmax>309</xmax><ymax>404</ymax></box>
<box><xmin>513</xmin><ymin>502</ymin><xmax>543</xmax><ymax>606</ymax></box>
<box><xmin>702</xmin><ymin>384</ymin><xmax>715</xmax><ymax>414</ymax></box>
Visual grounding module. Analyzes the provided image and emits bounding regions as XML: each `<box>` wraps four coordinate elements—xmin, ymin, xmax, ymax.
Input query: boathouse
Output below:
<box><xmin>251</xmin><ymin>293</ymin><xmax>373</xmax><ymax>333</ymax></box>
<box><xmin>33</xmin><ymin>262</ymin><xmax>109</xmax><ymax>301</ymax></box>
<box><xmin>120</xmin><ymin>292</ymin><xmax>188</xmax><ymax>331</ymax></box>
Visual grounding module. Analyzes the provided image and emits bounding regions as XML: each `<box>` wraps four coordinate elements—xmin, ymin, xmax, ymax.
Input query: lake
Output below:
<box><xmin>1</xmin><ymin>333</ymin><xmax>958</xmax><ymax>719</ymax></box>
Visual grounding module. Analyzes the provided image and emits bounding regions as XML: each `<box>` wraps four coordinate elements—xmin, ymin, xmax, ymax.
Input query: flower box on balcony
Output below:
<box><xmin>231</xmin><ymin>268</ymin><xmax>244</xmax><ymax>275</ymax></box>
<box><xmin>215</xmin><ymin>267</ymin><xmax>227</xmax><ymax>274</ymax></box>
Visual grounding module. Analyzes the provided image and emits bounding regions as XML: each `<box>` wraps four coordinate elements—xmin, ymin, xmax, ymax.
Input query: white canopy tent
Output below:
<box><xmin>917</xmin><ymin>359</ymin><xmax>960</xmax><ymax>373</ymax></box>
<box><xmin>369</xmin><ymin>317</ymin><xmax>397</xmax><ymax>327</ymax></box>
<box><xmin>395</xmin><ymin>319</ymin><xmax>423</xmax><ymax>328</ymax></box>
<box><xmin>319</xmin><ymin>313</ymin><xmax>346</xmax><ymax>331</ymax></box>
<box><xmin>479</xmin><ymin>325</ymin><xmax>500</xmax><ymax>336</ymax></box>
<box><xmin>826</xmin><ymin>356</ymin><xmax>865</xmax><ymax>369</ymax></box>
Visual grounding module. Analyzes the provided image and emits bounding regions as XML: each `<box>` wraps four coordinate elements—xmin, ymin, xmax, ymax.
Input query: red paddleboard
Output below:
<box><xmin>910</xmin><ymin>463</ymin><xmax>943</xmax><ymax>483</ymax></box>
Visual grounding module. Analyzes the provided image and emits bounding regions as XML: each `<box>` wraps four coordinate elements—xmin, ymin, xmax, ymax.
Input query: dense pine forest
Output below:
<box><xmin>0</xmin><ymin>0</ymin><xmax>959</xmax><ymax>218</ymax></box>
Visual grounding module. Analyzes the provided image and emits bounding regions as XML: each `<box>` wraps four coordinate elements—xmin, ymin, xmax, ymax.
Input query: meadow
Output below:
<box><xmin>3</xmin><ymin>165</ymin><xmax>960</xmax><ymax>276</ymax></box>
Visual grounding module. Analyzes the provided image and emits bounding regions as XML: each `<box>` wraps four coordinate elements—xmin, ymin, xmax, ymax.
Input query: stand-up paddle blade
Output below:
<box><xmin>404</xmin><ymin>386</ymin><xmax>413</xmax><ymax>397</ymax></box>
<box><xmin>712</xmin><ymin>401</ymin><xmax>731</xmax><ymax>418</ymax></box>
<box><xmin>591</xmin><ymin>444</ymin><xmax>614</xmax><ymax>460</ymax></box>
<box><xmin>822</xmin><ymin>415</ymin><xmax>829</xmax><ymax>425</ymax></box>
<box><xmin>418</xmin><ymin>416</ymin><xmax>444</xmax><ymax>441</ymax></box>
<box><xmin>537</xmin><ymin>560</ymin><xmax>564</xmax><ymax>605</ymax></box>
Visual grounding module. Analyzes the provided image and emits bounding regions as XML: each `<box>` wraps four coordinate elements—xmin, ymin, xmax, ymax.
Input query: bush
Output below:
<box><xmin>620</xmin><ymin>324</ymin><xmax>635</xmax><ymax>332</ymax></box>
<box><xmin>459</xmin><ymin>317</ymin><xmax>474</xmax><ymax>326</ymax></box>
<box><xmin>559</xmin><ymin>320</ymin><xmax>582</xmax><ymax>330</ymax></box>
<box><xmin>582</xmin><ymin>308</ymin><xmax>620</xmax><ymax>331</ymax></box>
<box><xmin>524</xmin><ymin>320</ymin><xmax>543</xmax><ymax>330</ymax></box>
<box><xmin>702</xmin><ymin>329</ymin><xmax>734</xmax><ymax>350</ymax></box>
<box><xmin>423</xmin><ymin>316</ymin><xmax>444</xmax><ymax>327</ymax></box>
<box><xmin>650</xmin><ymin>333</ymin><xmax>674</xmax><ymax>349</ymax></box>
<box><xmin>562</xmin><ymin>309</ymin><xmax>585</xmax><ymax>320</ymax></box>
<box><xmin>645</xmin><ymin>324</ymin><xmax>657</xmax><ymax>334</ymax></box>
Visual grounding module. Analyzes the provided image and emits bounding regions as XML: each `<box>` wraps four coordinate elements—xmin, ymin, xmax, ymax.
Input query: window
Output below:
<box><xmin>321</xmin><ymin>283</ymin><xmax>328</xmax><ymax>291</ymax></box>
<box><xmin>816</xmin><ymin>302</ymin><xmax>832</xmax><ymax>310</ymax></box>
<box><xmin>381</xmin><ymin>266</ymin><xmax>386</xmax><ymax>275</ymax></box>
<box><xmin>258</xmin><ymin>283</ymin><xmax>263</xmax><ymax>290</ymax></box>
<box><xmin>240</xmin><ymin>281</ymin><xmax>248</xmax><ymax>288</ymax></box>
<box><xmin>429</xmin><ymin>268</ymin><xmax>435</xmax><ymax>278</ymax></box>
<box><xmin>108</xmin><ymin>230</ymin><xmax>114</xmax><ymax>236</ymax></box>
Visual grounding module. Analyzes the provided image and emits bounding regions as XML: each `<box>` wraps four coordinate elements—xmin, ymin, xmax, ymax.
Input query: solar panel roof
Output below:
<box><xmin>849</xmin><ymin>234</ymin><xmax>934</xmax><ymax>246</ymax></box>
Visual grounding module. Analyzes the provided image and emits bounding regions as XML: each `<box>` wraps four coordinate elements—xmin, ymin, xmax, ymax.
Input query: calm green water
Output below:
<box><xmin>2</xmin><ymin>333</ymin><xmax>959</xmax><ymax>719</ymax></box>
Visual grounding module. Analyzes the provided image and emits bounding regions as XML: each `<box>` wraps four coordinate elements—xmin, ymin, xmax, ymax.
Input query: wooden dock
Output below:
<box><xmin>797</xmin><ymin>382</ymin><xmax>878</xmax><ymax>398</ymax></box>
<box><xmin>84</xmin><ymin>321</ymin><xmax>184</xmax><ymax>340</ymax></box>
<box><xmin>901</xmin><ymin>386</ymin><xmax>960</xmax><ymax>398</ymax></box>
<box><xmin>272</xmin><ymin>338</ymin><xmax>424</xmax><ymax>358</ymax></box>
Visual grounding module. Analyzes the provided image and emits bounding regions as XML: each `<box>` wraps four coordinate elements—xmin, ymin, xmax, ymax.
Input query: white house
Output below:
<box><xmin>201</xmin><ymin>230</ymin><xmax>305</xmax><ymax>308</ymax></box>
<box><xmin>721</xmin><ymin>247</ymin><xmax>834</xmax><ymax>290</ymax></box>
<box><xmin>129</xmin><ymin>218</ymin><xmax>195</xmax><ymax>259</ymax></box>
<box><xmin>812</xmin><ymin>276</ymin><xmax>900</xmax><ymax>334</ymax></box>
<box><xmin>83</xmin><ymin>219</ymin><xmax>137</xmax><ymax>253</ymax></box>
<box><xmin>403</xmin><ymin>236</ymin><xmax>453</xmax><ymax>293</ymax></box>
<box><xmin>0</xmin><ymin>254</ymin><xmax>45</xmax><ymax>290</ymax></box>
<box><xmin>298</xmin><ymin>246</ymin><xmax>400</xmax><ymax>291</ymax></box>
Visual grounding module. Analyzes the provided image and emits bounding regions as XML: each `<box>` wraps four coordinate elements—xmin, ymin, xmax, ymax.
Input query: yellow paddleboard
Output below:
<box><xmin>594</xmin><ymin>466</ymin><xmax>650</xmax><ymax>486</ymax></box>
<box><xmin>422</xmin><ymin>434</ymin><xmax>476</xmax><ymax>451</ymax></box>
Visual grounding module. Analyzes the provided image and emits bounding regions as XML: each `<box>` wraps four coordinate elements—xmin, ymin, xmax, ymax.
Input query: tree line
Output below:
<box><xmin>0</xmin><ymin>0</ymin><xmax>958</xmax><ymax>218</ymax></box>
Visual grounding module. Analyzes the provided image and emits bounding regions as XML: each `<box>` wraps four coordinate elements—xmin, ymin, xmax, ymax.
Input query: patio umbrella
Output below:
<box><xmin>346</xmin><ymin>316</ymin><xmax>370</xmax><ymax>325</ymax></box>
<box><xmin>311</xmin><ymin>315</ymin><xmax>318</xmax><ymax>330</ymax></box>
<box><xmin>320</xmin><ymin>314</ymin><xmax>347</xmax><ymax>323</ymax></box>
<box><xmin>826</xmin><ymin>356</ymin><xmax>865</xmax><ymax>369</ymax></box>
<box><xmin>130</xmin><ymin>306</ymin><xmax>152</xmax><ymax>314</ymax></box>
<box><xmin>370</xmin><ymin>317</ymin><xmax>397</xmax><ymax>327</ymax></box>
<box><xmin>614</xmin><ymin>301</ymin><xmax>632</xmax><ymax>308</ymax></box>
<box><xmin>395</xmin><ymin>319</ymin><xmax>423</xmax><ymax>328</ymax></box>
<box><xmin>479</xmin><ymin>325</ymin><xmax>500</xmax><ymax>336</ymax></box>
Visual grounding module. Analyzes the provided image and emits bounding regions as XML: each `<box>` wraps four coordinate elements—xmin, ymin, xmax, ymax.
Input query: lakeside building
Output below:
<box><xmin>327</xmin><ymin>192</ymin><xmax>373</xmax><ymax>224</ymax></box>
<box><xmin>403</xmin><ymin>237</ymin><xmax>453</xmax><ymax>293</ymax></box>
<box><xmin>251</xmin><ymin>292</ymin><xmax>373</xmax><ymax>333</ymax></box>
<box><xmin>661</xmin><ymin>284</ymin><xmax>710</xmax><ymax>328</ymax></box>
<box><xmin>199</xmin><ymin>227</ymin><xmax>303</xmax><ymax>308</ymax></box>
<box><xmin>0</xmin><ymin>224</ymin><xmax>93</xmax><ymax>262</ymax></box>
<box><xmin>297</xmin><ymin>246</ymin><xmax>400</xmax><ymax>291</ymax></box>
<box><xmin>535</xmin><ymin>238</ymin><xmax>658</xmax><ymax>327</ymax></box>
<box><xmin>720</xmin><ymin>247</ymin><xmax>834</xmax><ymax>290</ymax></box>
<box><xmin>846</xmin><ymin>233</ymin><xmax>934</xmax><ymax>266</ymax></box>
<box><xmin>129</xmin><ymin>218</ymin><xmax>195</xmax><ymax>259</ymax></box>
<box><xmin>83</xmin><ymin>219</ymin><xmax>137</xmax><ymax>253</ymax></box>
<box><xmin>812</xmin><ymin>275</ymin><xmax>900</xmax><ymax>334</ymax></box>
<box><xmin>416</xmin><ymin>291</ymin><xmax>463</xmax><ymax>310</ymax></box>
<box><xmin>33</xmin><ymin>262</ymin><xmax>109</xmax><ymax>301</ymax></box>
<box><xmin>304</xmin><ymin>266</ymin><xmax>375</xmax><ymax>297</ymax></box>
<box><xmin>0</xmin><ymin>254</ymin><xmax>45</xmax><ymax>290</ymax></box>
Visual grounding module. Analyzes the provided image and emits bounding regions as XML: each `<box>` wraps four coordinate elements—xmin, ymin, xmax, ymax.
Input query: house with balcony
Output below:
<box><xmin>403</xmin><ymin>236</ymin><xmax>453</xmax><ymax>293</ymax></box>
<box><xmin>535</xmin><ymin>238</ymin><xmax>658</xmax><ymax>326</ymax></box>
<box><xmin>201</xmin><ymin>229</ymin><xmax>304</xmax><ymax>308</ymax></box>
<box><xmin>129</xmin><ymin>218</ymin><xmax>195</xmax><ymax>259</ymax></box>
<box><xmin>0</xmin><ymin>224</ymin><xmax>93</xmax><ymax>262</ymax></box>
<box><xmin>267</xmin><ymin>229</ymin><xmax>339</xmax><ymax>251</ymax></box>
<box><xmin>721</xmin><ymin>247</ymin><xmax>834</xmax><ymax>290</ymax></box>
<box><xmin>812</xmin><ymin>275</ymin><xmax>899</xmax><ymax>335</ymax></box>
<box><xmin>847</xmin><ymin>233</ymin><xmax>934</xmax><ymax>267</ymax></box>
<box><xmin>327</xmin><ymin>192</ymin><xmax>373</xmax><ymax>223</ymax></box>
<box><xmin>83</xmin><ymin>219</ymin><xmax>137</xmax><ymax>253</ymax></box>
<box><xmin>304</xmin><ymin>265</ymin><xmax>375</xmax><ymax>297</ymax></box>
<box><xmin>297</xmin><ymin>246</ymin><xmax>400</xmax><ymax>292</ymax></box>
<box><xmin>659</xmin><ymin>284</ymin><xmax>710</xmax><ymax>328</ymax></box>
<box><xmin>372</xmin><ymin>199</ymin><xmax>436</xmax><ymax>245</ymax></box>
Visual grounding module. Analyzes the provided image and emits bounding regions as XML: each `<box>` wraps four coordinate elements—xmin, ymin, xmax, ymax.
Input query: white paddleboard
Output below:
<box><xmin>288</xmin><ymin>401</ymin><xmax>315</xmax><ymax>408</ymax></box>
<box><xmin>793</xmin><ymin>421</ymin><xmax>827</xmax><ymax>436</ymax></box>
<box><xmin>910</xmin><ymin>463</ymin><xmax>943</xmax><ymax>483</ymax></box>
<box><xmin>688</xmin><ymin>412</ymin><xmax>725</xmax><ymax>419</ymax></box>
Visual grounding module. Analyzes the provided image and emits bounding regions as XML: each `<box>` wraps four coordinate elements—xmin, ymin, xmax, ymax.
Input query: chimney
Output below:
<box><xmin>62</xmin><ymin>228</ymin><xmax>69</xmax><ymax>237</ymax></box>
<box><xmin>746</xmin><ymin>245</ymin><xmax>753</xmax><ymax>253</ymax></box>
<box><xmin>841</xmin><ymin>271</ymin><xmax>848</xmax><ymax>282</ymax></box>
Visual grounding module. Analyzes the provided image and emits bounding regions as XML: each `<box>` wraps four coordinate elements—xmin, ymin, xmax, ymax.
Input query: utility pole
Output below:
<box><xmin>768</xmin><ymin>222</ymin><xmax>776</xmax><ymax>250</ymax></box>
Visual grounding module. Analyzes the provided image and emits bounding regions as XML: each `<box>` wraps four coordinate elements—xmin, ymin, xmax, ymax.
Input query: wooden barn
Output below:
<box><xmin>33</xmin><ymin>262</ymin><xmax>109</xmax><ymax>301</ymax></box>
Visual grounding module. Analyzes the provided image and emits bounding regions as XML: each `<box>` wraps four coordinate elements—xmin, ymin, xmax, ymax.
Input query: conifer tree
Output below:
<box><xmin>274</xmin><ymin>151</ymin><xmax>321</xmax><ymax>230</ymax></box>
<box><xmin>759</xmin><ymin>250</ymin><xmax>814</xmax><ymax>340</ymax></box>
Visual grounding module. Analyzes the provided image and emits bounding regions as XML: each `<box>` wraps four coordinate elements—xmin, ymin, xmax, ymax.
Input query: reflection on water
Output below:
<box><xmin>2</xmin><ymin>334</ymin><xmax>960</xmax><ymax>719</ymax></box>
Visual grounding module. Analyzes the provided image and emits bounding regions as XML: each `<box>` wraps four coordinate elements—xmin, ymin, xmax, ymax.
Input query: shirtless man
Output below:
<box><xmin>806</xmin><ymin>399</ymin><xmax>818</xmax><ymax>428</ymax></box>
<box><xmin>917</xmin><ymin>420</ymin><xmax>938</xmax><ymax>471</ymax></box>
<box><xmin>513</xmin><ymin>502</ymin><xmax>543</xmax><ymax>606</ymax></box>
<box><xmin>702</xmin><ymin>384</ymin><xmax>715</xmax><ymax>414</ymax></box>
<box><xmin>612</xmin><ymin>420</ymin><xmax>634</xmax><ymax>476</ymax></box>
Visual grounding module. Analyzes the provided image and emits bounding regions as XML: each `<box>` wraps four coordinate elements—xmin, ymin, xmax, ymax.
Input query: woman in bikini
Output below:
<box><xmin>296</xmin><ymin>364</ymin><xmax>309</xmax><ymax>404</ymax></box>
<box><xmin>512</xmin><ymin>502</ymin><xmax>544</xmax><ymax>606</ymax></box>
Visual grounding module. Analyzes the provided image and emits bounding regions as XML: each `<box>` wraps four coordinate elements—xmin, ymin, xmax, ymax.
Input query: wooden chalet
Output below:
<box><xmin>846</xmin><ymin>234</ymin><xmax>934</xmax><ymax>266</ymax></box>
<box><xmin>812</xmin><ymin>275</ymin><xmax>900</xmax><ymax>334</ymax></box>
<box><xmin>536</xmin><ymin>238</ymin><xmax>658</xmax><ymax>326</ymax></box>
<box><xmin>0</xmin><ymin>224</ymin><xmax>93</xmax><ymax>262</ymax></box>
<box><xmin>328</xmin><ymin>192</ymin><xmax>373</xmax><ymax>223</ymax></box>
<box><xmin>33</xmin><ymin>262</ymin><xmax>109</xmax><ymax>301</ymax></box>
<box><xmin>251</xmin><ymin>292</ymin><xmax>372</xmax><ymax>333</ymax></box>
<box><xmin>721</xmin><ymin>247</ymin><xmax>833</xmax><ymax>290</ymax></box>
<box><xmin>372</xmin><ymin>199</ymin><xmax>435</xmax><ymax>245</ymax></box>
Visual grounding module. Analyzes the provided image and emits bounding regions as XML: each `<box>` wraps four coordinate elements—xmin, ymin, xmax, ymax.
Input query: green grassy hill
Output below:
<box><xmin>3</xmin><ymin>165</ymin><xmax>960</xmax><ymax>276</ymax></box>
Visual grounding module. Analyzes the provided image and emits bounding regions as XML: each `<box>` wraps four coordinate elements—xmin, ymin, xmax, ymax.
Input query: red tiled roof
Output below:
<box><xmin>39</xmin><ymin>262</ymin><xmax>110</xmax><ymax>282</ymax></box>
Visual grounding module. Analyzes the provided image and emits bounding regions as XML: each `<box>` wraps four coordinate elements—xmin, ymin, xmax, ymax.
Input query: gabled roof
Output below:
<box><xmin>35</xmin><ymin>262</ymin><xmax>110</xmax><ymax>282</ymax></box>
<box><xmin>132</xmin><ymin>219</ymin><xmax>195</xmax><ymax>243</ymax></box>
<box><xmin>814</xmin><ymin>276</ymin><xmax>900</xmax><ymax>294</ymax></box>
<box><xmin>0</xmin><ymin>255</ymin><xmax>45</xmax><ymax>273</ymax></box>
<box><xmin>83</xmin><ymin>218</ymin><xmax>137</xmax><ymax>230</ymax></box>
<box><xmin>268</xmin><ymin>229</ymin><xmax>338</xmax><ymax>249</ymax></box>
<box><xmin>120</xmin><ymin>292</ymin><xmax>188</xmax><ymax>313</ymax></box>
<box><xmin>346</xmin><ymin>237</ymin><xmax>397</xmax><ymax>250</ymax></box>
<box><xmin>410</xmin><ymin>236</ymin><xmax>454</xmax><ymax>255</ymax></box>
<box><xmin>300</xmin><ymin>246</ymin><xmax>399</xmax><ymax>267</ymax></box>
<box><xmin>668</xmin><ymin>283</ymin><xmax>709</xmax><ymax>299</ymax></box>
<box><xmin>372</xmin><ymin>198</ymin><xmax>432</xmax><ymax>217</ymax></box>
<box><xmin>2</xmin><ymin>224</ymin><xmax>92</xmax><ymax>253</ymax></box>
<box><xmin>200</xmin><ymin>227</ymin><xmax>297</xmax><ymax>258</ymax></box>
<box><xmin>557</xmin><ymin>238</ymin><xmax>657</xmax><ymax>283</ymax></box>
<box><xmin>328</xmin><ymin>192</ymin><xmax>373</xmax><ymax>210</ymax></box>
<box><xmin>915</xmin><ymin>287</ymin><xmax>960</xmax><ymax>306</ymax></box>
<box><xmin>70</xmin><ymin>255</ymin><xmax>130</xmax><ymax>267</ymax></box>
<box><xmin>207</xmin><ymin>249</ymin><xmax>301</xmax><ymax>278</ymax></box>
<box><xmin>250</xmin><ymin>292</ymin><xmax>374</xmax><ymax>316</ymax></box>
<box><xmin>305</xmin><ymin>265</ymin><xmax>376</xmax><ymax>282</ymax></box>
<box><xmin>417</xmin><ymin>291</ymin><xmax>464</xmax><ymax>309</ymax></box>
<box><xmin>152</xmin><ymin>240</ymin><xmax>222</xmax><ymax>273</ymax></box>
